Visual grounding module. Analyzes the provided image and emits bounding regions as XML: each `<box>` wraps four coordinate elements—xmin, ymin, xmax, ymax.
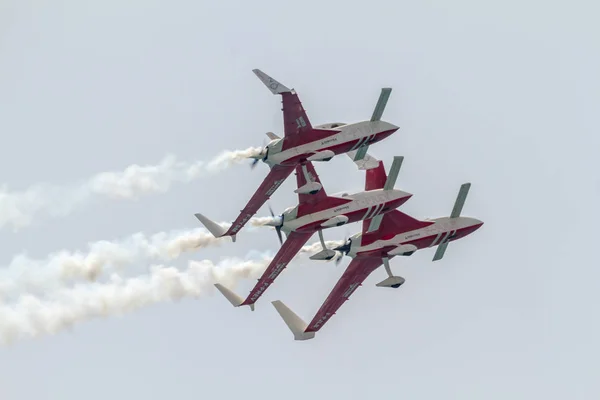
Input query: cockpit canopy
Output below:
<box><xmin>314</xmin><ymin>122</ymin><xmax>347</xmax><ymax>129</ymax></box>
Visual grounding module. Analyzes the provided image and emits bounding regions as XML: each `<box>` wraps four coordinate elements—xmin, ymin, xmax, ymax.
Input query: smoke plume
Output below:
<box><xmin>0</xmin><ymin>224</ymin><xmax>343</xmax><ymax>297</ymax></box>
<box><xmin>0</xmin><ymin>245</ymin><xmax>344</xmax><ymax>345</ymax></box>
<box><xmin>0</xmin><ymin>147</ymin><xmax>262</xmax><ymax>231</ymax></box>
<box><xmin>0</xmin><ymin>256</ymin><xmax>270</xmax><ymax>344</ymax></box>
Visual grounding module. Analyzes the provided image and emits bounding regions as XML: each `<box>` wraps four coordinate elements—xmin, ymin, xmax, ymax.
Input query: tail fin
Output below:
<box><xmin>365</xmin><ymin>156</ymin><xmax>404</xmax><ymax>191</ymax></box>
<box><xmin>365</xmin><ymin>160</ymin><xmax>387</xmax><ymax>191</ymax></box>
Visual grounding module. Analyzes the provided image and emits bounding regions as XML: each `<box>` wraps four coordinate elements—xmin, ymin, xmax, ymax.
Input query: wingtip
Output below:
<box><xmin>252</xmin><ymin>69</ymin><xmax>291</xmax><ymax>94</ymax></box>
<box><xmin>194</xmin><ymin>212</ymin><xmax>229</xmax><ymax>239</ymax></box>
<box><xmin>271</xmin><ymin>300</ymin><xmax>315</xmax><ymax>341</ymax></box>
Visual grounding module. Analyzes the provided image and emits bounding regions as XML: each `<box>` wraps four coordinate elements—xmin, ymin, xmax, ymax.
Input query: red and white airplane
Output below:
<box><xmin>214</xmin><ymin>69</ymin><xmax>399</xmax><ymax>240</ymax></box>
<box><xmin>194</xmin><ymin>156</ymin><xmax>412</xmax><ymax>310</ymax></box>
<box><xmin>270</xmin><ymin>174</ymin><xmax>484</xmax><ymax>340</ymax></box>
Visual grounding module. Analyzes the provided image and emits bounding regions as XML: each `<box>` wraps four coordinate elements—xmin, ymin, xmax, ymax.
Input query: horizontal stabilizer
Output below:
<box><xmin>214</xmin><ymin>283</ymin><xmax>255</xmax><ymax>311</ymax></box>
<box><xmin>367</xmin><ymin>214</ymin><xmax>383</xmax><ymax>232</ymax></box>
<box><xmin>432</xmin><ymin>241</ymin><xmax>448</xmax><ymax>261</ymax></box>
<box><xmin>271</xmin><ymin>300</ymin><xmax>315</xmax><ymax>341</ymax></box>
<box><xmin>353</xmin><ymin>145</ymin><xmax>369</xmax><ymax>162</ymax></box>
<box><xmin>450</xmin><ymin>182</ymin><xmax>471</xmax><ymax>218</ymax></box>
<box><xmin>252</xmin><ymin>69</ymin><xmax>291</xmax><ymax>94</ymax></box>
<box><xmin>371</xmin><ymin>88</ymin><xmax>392</xmax><ymax>122</ymax></box>
<box><xmin>194</xmin><ymin>213</ymin><xmax>236</xmax><ymax>242</ymax></box>
<box><xmin>383</xmin><ymin>156</ymin><xmax>404</xmax><ymax>190</ymax></box>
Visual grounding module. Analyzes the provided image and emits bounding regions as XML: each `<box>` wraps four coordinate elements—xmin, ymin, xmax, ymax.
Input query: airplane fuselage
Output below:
<box><xmin>280</xmin><ymin>189</ymin><xmax>412</xmax><ymax>235</ymax></box>
<box><xmin>346</xmin><ymin>216</ymin><xmax>484</xmax><ymax>258</ymax></box>
<box><xmin>264</xmin><ymin>120</ymin><xmax>398</xmax><ymax>167</ymax></box>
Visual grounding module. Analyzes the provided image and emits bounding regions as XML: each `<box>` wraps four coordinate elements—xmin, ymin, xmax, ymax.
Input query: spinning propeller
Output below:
<box><xmin>250</xmin><ymin>132</ymin><xmax>280</xmax><ymax>170</ymax></box>
<box><xmin>332</xmin><ymin>230</ymin><xmax>352</xmax><ymax>265</ymax></box>
<box><xmin>265</xmin><ymin>203</ymin><xmax>284</xmax><ymax>246</ymax></box>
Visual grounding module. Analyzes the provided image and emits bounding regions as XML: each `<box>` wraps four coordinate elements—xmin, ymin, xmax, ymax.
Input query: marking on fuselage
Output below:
<box><xmin>321</xmin><ymin>137</ymin><xmax>338</xmax><ymax>145</ymax></box>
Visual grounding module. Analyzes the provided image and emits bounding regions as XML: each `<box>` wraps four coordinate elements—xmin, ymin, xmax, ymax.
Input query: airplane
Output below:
<box><xmin>211</xmin><ymin>68</ymin><xmax>399</xmax><ymax>241</ymax></box>
<box><xmin>194</xmin><ymin>156</ymin><xmax>412</xmax><ymax>310</ymax></box>
<box><xmin>270</xmin><ymin>181</ymin><xmax>484</xmax><ymax>340</ymax></box>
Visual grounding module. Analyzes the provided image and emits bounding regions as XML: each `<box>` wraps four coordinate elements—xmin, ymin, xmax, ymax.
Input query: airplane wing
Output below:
<box><xmin>304</xmin><ymin>255</ymin><xmax>383</xmax><ymax>333</ymax></box>
<box><xmin>221</xmin><ymin>164</ymin><xmax>295</xmax><ymax>237</ymax></box>
<box><xmin>253</xmin><ymin>69</ymin><xmax>313</xmax><ymax>138</ymax></box>
<box><xmin>240</xmin><ymin>230</ymin><xmax>313</xmax><ymax>307</ymax></box>
<box><xmin>271</xmin><ymin>255</ymin><xmax>384</xmax><ymax>339</ymax></box>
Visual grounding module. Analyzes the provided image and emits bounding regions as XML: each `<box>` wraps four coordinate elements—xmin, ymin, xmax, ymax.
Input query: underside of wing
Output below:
<box><xmin>223</xmin><ymin>165</ymin><xmax>295</xmax><ymax>236</ymax></box>
<box><xmin>240</xmin><ymin>231</ymin><xmax>313</xmax><ymax>307</ymax></box>
<box><xmin>304</xmin><ymin>256</ymin><xmax>383</xmax><ymax>333</ymax></box>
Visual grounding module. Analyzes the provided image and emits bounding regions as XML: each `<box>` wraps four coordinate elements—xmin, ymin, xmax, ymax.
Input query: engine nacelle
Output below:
<box><xmin>307</xmin><ymin>150</ymin><xmax>335</xmax><ymax>162</ymax></box>
<box><xmin>387</xmin><ymin>244</ymin><xmax>418</xmax><ymax>256</ymax></box>
<box><xmin>321</xmin><ymin>215</ymin><xmax>349</xmax><ymax>228</ymax></box>
<box><xmin>295</xmin><ymin>181</ymin><xmax>322</xmax><ymax>195</ymax></box>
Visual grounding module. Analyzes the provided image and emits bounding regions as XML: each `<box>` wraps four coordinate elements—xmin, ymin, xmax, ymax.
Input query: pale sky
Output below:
<box><xmin>1</xmin><ymin>1</ymin><xmax>599</xmax><ymax>399</ymax></box>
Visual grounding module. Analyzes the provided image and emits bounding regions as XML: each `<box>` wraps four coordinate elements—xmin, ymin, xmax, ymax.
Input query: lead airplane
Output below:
<box><xmin>214</xmin><ymin>68</ymin><xmax>399</xmax><ymax>240</ymax></box>
<box><xmin>270</xmin><ymin>178</ymin><xmax>484</xmax><ymax>340</ymax></box>
<box><xmin>194</xmin><ymin>156</ymin><xmax>412</xmax><ymax>310</ymax></box>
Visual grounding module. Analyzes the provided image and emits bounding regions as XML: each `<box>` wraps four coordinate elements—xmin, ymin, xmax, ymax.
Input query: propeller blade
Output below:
<box><xmin>335</xmin><ymin>252</ymin><xmax>343</xmax><ymax>266</ymax></box>
<box><xmin>250</xmin><ymin>158</ymin><xmax>260</xmax><ymax>169</ymax></box>
<box><xmin>268</xmin><ymin>203</ymin><xmax>275</xmax><ymax>217</ymax></box>
<box><xmin>275</xmin><ymin>226</ymin><xmax>283</xmax><ymax>246</ymax></box>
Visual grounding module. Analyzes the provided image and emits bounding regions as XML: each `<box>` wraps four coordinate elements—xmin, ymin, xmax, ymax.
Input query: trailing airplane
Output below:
<box><xmin>270</xmin><ymin>180</ymin><xmax>484</xmax><ymax>340</ymax></box>
<box><xmin>194</xmin><ymin>156</ymin><xmax>412</xmax><ymax>310</ymax></box>
<box><xmin>212</xmin><ymin>69</ymin><xmax>399</xmax><ymax>240</ymax></box>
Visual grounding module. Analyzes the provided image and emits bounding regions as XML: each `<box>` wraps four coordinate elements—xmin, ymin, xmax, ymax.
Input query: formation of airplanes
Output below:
<box><xmin>195</xmin><ymin>69</ymin><xmax>484</xmax><ymax>340</ymax></box>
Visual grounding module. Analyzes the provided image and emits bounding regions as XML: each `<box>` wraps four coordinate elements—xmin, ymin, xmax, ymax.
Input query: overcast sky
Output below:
<box><xmin>1</xmin><ymin>1</ymin><xmax>599</xmax><ymax>399</ymax></box>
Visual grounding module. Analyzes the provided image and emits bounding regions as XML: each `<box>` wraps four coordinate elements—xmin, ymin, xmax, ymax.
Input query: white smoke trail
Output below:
<box><xmin>0</xmin><ymin>223</ymin><xmax>343</xmax><ymax>297</ymax></box>
<box><xmin>0</xmin><ymin>256</ymin><xmax>271</xmax><ymax>344</ymax></box>
<box><xmin>0</xmin><ymin>147</ymin><xmax>262</xmax><ymax>231</ymax></box>
<box><xmin>0</xmin><ymin>247</ymin><xmax>345</xmax><ymax>345</ymax></box>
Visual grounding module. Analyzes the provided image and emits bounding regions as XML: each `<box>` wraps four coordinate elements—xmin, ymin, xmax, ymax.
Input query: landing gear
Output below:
<box><xmin>376</xmin><ymin>257</ymin><xmax>405</xmax><ymax>288</ymax></box>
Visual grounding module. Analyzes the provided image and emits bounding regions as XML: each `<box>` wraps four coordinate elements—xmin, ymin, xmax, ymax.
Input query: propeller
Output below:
<box><xmin>250</xmin><ymin>138</ymin><xmax>267</xmax><ymax>170</ymax></box>
<box><xmin>332</xmin><ymin>235</ymin><xmax>352</xmax><ymax>266</ymax></box>
<box><xmin>266</xmin><ymin>203</ymin><xmax>284</xmax><ymax>246</ymax></box>
<box><xmin>250</xmin><ymin>133</ymin><xmax>280</xmax><ymax>170</ymax></box>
